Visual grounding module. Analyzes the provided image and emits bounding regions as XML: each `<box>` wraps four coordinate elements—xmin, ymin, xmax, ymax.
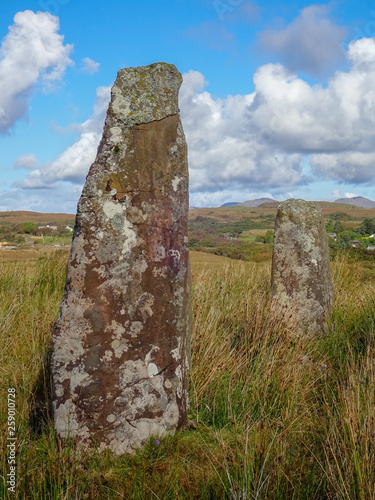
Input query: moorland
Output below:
<box><xmin>1</xmin><ymin>201</ymin><xmax>375</xmax><ymax>498</ymax></box>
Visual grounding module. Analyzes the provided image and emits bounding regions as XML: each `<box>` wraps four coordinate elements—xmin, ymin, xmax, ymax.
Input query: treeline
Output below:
<box><xmin>326</xmin><ymin>215</ymin><xmax>375</xmax><ymax>249</ymax></box>
<box><xmin>0</xmin><ymin>222</ymin><xmax>73</xmax><ymax>243</ymax></box>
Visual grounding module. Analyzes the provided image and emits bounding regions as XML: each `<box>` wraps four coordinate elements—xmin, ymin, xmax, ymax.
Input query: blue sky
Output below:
<box><xmin>1</xmin><ymin>0</ymin><xmax>375</xmax><ymax>212</ymax></box>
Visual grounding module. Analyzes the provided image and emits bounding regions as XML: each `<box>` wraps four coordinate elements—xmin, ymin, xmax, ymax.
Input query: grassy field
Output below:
<box><xmin>1</xmin><ymin>250</ymin><xmax>375</xmax><ymax>498</ymax></box>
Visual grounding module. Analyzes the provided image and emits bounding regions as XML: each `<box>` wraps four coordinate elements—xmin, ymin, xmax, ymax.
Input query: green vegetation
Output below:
<box><xmin>0</xmin><ymin>220</ymin><xmax>73</xmax><ymax>246</ymax></box>
<box><xmin>188</xmin><ymin>214</ymin><xmax>275</xmax><ymax>262</ymax></box>
<box><xmin>1</xmin><ymin>250</ymin><xmax>375</xmax><ymax>498</ymax></box>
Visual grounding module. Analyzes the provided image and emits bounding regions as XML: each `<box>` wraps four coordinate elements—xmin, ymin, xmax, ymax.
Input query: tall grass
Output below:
<box><xmin>0</xmin><ymin>251</ymin><xmax>375</xmax><ymax>498</ymax></box>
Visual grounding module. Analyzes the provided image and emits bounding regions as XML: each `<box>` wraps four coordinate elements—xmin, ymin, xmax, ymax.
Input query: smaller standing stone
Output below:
<box><xmin>271</xmin><ymin>199</ymin><xmax>333</xmax><ymax>335</ymax></box>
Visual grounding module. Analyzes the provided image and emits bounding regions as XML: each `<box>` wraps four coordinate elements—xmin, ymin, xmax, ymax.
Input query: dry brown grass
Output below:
<box><xmin>0</xmin><ymin>250</ymin><xmax>375</xmax><ymax>498</ymax></box>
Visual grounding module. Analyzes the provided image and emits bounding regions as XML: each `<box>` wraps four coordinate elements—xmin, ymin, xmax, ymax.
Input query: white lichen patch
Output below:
<box><xmin>107</xmin><ymin>320</ymin><xmax>128</xmax><ymax>358</ymax></box>
<box><xmin>133</xmin><ymin>257</ymin><xmax>148</xmax><ymax>275</ymax></box>
<box><xmin>122</xmin><ymin>218</ymin><xmax>138</xmax><ymax>255</ymax></box>
<box><xmin>93</xmin><ymin>264</ymin><xmax>106</xmax><ymax>278</ymax></box>
<box><xmin>112</xmin><ymin>260</ymin><xmax>130</xmax><ymax>276</ymax></box>
<box><xmin>164</xmin><ymin>379</ymin><xmax>172</xmax><ymax>389</ymax></box>
<box><xmin>145</xmin><ymin>345</ymin><xmax>160</xmax><ymax>365</ymax></box>
<box><xmin>154</xmin><ymin>245</ymin><xmax>166</xmax><ymax>262</ymax></box>
<box><xmin>55</xmin><ymin>384</ymin><xmax>65</xmax><ymax>398</ymax></box>
<box><xmin>168</xmin><ymin>249</ymin><xmax>180</xmax><ymax>262</ymax></box>
<box><xmin>147</xmin><ymin>363</ymin><xmax>159</xmax><ymax>377</ymax></box>
<box><xmin>109</xmin><ymin>126</ymin><xmax>123</xmax><ymax>143</ymax></box>
<box><xmin>103</xmin><ymin>201</ymin><xmax>123</xmax><ymax>219</ymax></box>
<box><xmin>102</xmin><ymin>350</ymin><xmax>113</xmax><ymax>363</ymax></box>
<box><xmin>54</xmin><ymin>399</ymin><xmax>90</xmax><ymax>441</ymax></box>
<box><xmin>130</xmin><ymin>321</ymin><xmax>143</xmax><ymax>337</ymax></box>
<box><xmin>172</xmin><ymin>176</ymin><xmax>182</xmax><ymax>191</ymax></box>
<box><xmin>152</xmin><ymin>266</ymin><xmax>168</xmax><ymax>278</ymax></box>
<box><xmin>175</xmin><ymin>365</ymin><xmax>183</xmax><ymax>399</ymax></box>
<box><xmin>170</xmin><ymin>338</ymin><xmax>181</xmax><ymax>361</ymax></box>
<box><xmin>129</xmin><ymin>292</ymin><xmax>155</xmax><ymax>319</ymax></box>
<box><xmin>70</xmin><ymin>365</ymin><xmax>90</xmax><ymax>393</ymax></box>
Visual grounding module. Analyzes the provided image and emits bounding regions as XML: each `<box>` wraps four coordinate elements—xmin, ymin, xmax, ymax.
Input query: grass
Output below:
<box><xmin>1</xmin><ymin>250</ymin><xmax>375</xmax><ymax>498</ymax></box>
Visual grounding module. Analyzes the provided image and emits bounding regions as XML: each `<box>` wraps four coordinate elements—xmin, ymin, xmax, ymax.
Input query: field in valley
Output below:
<box><xmin>1</xmin><ymin>243</ymin><xmax>375</xmax><ymax>498</ymax></box>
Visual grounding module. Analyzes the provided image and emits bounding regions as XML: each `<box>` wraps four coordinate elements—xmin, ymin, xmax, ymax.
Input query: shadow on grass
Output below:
<box><xmin>28</xmin><ymin>342</ymin><xmax>54</xmax><ymax>436</ymax></box>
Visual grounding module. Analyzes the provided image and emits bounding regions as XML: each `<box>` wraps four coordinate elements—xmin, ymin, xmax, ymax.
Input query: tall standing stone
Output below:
<box><xmin>52</xmin><ymin>63</ymin><xmax>191</xmax><ymax>454</ymax></box>
<box><xmin>271</xmin><ymin>199</ymin><xmax>333</xmax><ymax>335</ymax></box>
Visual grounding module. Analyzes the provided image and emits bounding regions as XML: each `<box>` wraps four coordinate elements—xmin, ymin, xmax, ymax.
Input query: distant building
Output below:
<box><xmin>327</xmin><ymin>233</ymin><xmax>337</xmax><ymax>240</ymax></box>
<box><xmin>351</xmin><ymin>240</ymin><xmax>360</xmax><ymax>247</ymax></box>
<box><xmin>38</xmin><ymin>225</ymin><xmax>58</xmax><ymax>231</ymax></box>
<box><xmin>66</xmin><ymin>225</ymin><xmax>74</xmax><ymax>232</ymax></box>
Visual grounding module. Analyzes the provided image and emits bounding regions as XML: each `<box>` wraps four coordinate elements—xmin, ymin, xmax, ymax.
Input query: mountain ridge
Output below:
<box><xmin>219</xmin><ymin>196</ymin><xmax>375</xmax><ymax>209</ymax></box>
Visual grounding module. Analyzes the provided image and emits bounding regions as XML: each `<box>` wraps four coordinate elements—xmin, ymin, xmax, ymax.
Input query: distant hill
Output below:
<box><xmin>0</xmin><ymin>211</ymin><xmax>75</xmax><ymax>224</ymax></box>
<box><xmin>333</xmin><ymin>196</ymin><xmax>375</xmax><ymax>208</ymax></box>
<box><xmin>240</xmin><ymin>198</ymin><xmax>278</xmax><ymax>207</ymax></box>
<box><xmin>220</xmin><ymin>202</ymin><xmax>241</xmax><ymax>207</ymax></box>
<box><xmin>220</xmin><ymin>199</ymin><xmax>278</xmax><ymax>208</ymax></box>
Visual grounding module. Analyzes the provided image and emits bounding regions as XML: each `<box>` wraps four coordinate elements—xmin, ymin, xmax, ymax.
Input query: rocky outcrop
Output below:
<box><xmin>271</xmin><ymin>199</ymin><xmax>333</xmax><ymax>335</ymax></box>
<box><xmin>52</xmin><ymin>63</ymin><xmax>191</xmax><ymax>454</ymax></box>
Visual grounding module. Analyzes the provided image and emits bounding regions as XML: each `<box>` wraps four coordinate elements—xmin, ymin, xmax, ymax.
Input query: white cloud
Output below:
<box><xmin>258</xmin><ymin>5</ymin><xmax>347</xmax><ymax>76</ymax></box>
<box><xmin>180</xmin><ymin>37</ymin><xmax>375</xmax><ymax>201</ymax></box>
<box><xmin>0</xmin><ymin>185</ymin><xmax>82</xmax><ymax>213</ymax></box>
<box><xmin>81</xmin><ymin>57</ymin><xmax>100</xmax><ymax>74</ymax></box>
<box><xmin>0</xmin><ymin>10</ymin><xmax>73</xmax><ymax>134</ymax></box>
<box><xmin>11</xmin><ymin>34</ymin><xmax>375</xmax><ymax>210</ymax></box>
<box><xmin>16</xmin><ymin>86</ymin><xmax>111</xmax><ymax>189</ymax></box>
<box><xmin>345</xmin><ymin>192</ymin><xmax>359</xmax><ymax>198</ymax></box>
<box><xmin>180</xmin><ymin>69</ymin><xmax>306</xmax><ymax>194</ymax></box>
<box><xmin>14</xmin><ymin>153</ymin><xmax>38</xmax><ymax>170</ymax></box>
<box><xmin>190</xmin><ymin>190</ymin><xmax>276</xmax><ymax>208</ymax></box>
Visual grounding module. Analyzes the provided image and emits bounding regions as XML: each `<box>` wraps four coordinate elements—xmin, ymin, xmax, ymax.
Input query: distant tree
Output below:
<box><xmin>327</xmin><ymin>236</ymin><xmax>338</xmax><ymax>249</ymax></box>
<box><xmin>325</xmin><ymin>219</ymin><xmax>334</xmax><ymax>233</ymax></box>
<box><xmin>336</xmin><ymin>231</ymin><xmax>360</xmax><ymax>249</ymax></box>
<box><xmin>22</xmin><ymin>222</ymin><xmax>37</xmax><ymax>234</ymax></box>
<box><xmin>330</xmin><ymin>212</ymin><xmax>352</xmax><ymax>220</ymax></box>
<box><xmin>333</xmin><ymin>220</ymin><xmax>344</xmax><ymax>234</ymax></box>
<box><xmin>358</xmin><ymin>237</ymin><xmax>375</xmax><ymax>249</ymax></box>
<box><xmin>358</xmin><ymin>218</ymin><xmax>375</xmax><ymax>236</ymax></box>
<box><xmin>188</xmin><ymin>238</ymin><xmax>199</xmax><ymax>248</ymax></box>
<box><xmin>255</xmin><ymin>230</ymin><xmax>274</xmax><ymax>244</ymax></box>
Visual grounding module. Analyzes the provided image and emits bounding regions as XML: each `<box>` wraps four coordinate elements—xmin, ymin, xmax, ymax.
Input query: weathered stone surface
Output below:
<box><xmin>52</xmin><ymin>62</ymin><xmax>191</xmax><ymax>454</ymax></box>
<box><xmin>271</xmin><ymin>199</ymin><xmax>333</xmax><ymax>335</ymax></box>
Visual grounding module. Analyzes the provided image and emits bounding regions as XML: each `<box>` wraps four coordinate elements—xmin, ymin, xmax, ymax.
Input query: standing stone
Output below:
<box><xmin>52</xmin><ymin>63</ymin><xmax>191</xmax><ymax>454</ymax></box>
<box><xmin>271</xmin><ymin>199</ymin><xmax>333</xmax><ymax>335</ymax></box>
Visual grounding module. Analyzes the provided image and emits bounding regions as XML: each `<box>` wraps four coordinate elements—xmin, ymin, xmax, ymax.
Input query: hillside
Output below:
<box><xmin>333</xmin><ymin>196</ymin><xmax>375</xmax><ymax>208</ymax></box>
<box><xmin>0</xmin><ymin>211</ymin><xmax>75</xmax><ymax>225</ymax></box>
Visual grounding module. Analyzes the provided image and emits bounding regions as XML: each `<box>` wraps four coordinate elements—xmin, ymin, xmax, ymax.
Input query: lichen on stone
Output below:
<box><xmin>52</xmin><ymin>62</ymin><xmax>191</xmax><ymax>455</ymax></box>
<box><xmin>271</xmin><ymin>199</ymin><xmax>333</xmax><ymax>335</ymax></box>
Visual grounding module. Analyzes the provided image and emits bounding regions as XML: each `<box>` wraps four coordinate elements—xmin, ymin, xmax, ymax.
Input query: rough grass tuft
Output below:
<box><xmin>1</xmin><ymin>250</ymin><xmax>375</xmax><ymax>498</ymax></box>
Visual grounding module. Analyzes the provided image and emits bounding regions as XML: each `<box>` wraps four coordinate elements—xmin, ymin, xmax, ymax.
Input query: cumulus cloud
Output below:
<box><xmin>180</xmin><ymin>36</ymin><xmax>375</xmax><ymax>201</ymax></box>
<box><xmin>81</xmin><ymin>57</ymin><xmax>100</xmax><ymax>74</ymax></box>
<box><xmin>14</xmin><ymin>153</ymin><xmax>38</xmax><ymax>170</ymax></box>
<box><xmin>0</xmin><ymin>10</ymin><xmax>73</xmax><ymax>134</ymax></box>
<box><xmin>258</xmin><ymin>5</ymin><xmax>347</xmax><ymax>76</ymax></box>
<box><xmin>180</xmin><ymin>69</ymin><xmax>306</xmax><ymax>195</ymax></box>
<box><xmin>12</xmin><ymin>35</ymin><xmax>375</xmax><ymax>209</ymax></box>
<box><xmin>309</xmin><ymin>152</ymin><xmax>375</xmax><ymax>184</ymax></box>
<box><xmin>345</xmin><ymin>192</ymin><xmax>359</xmax><ymax>198</ymax></box>
<box><xmin>16</xmin><ymin>86</ymin><xmax>111</xmax><ymax>189</ymax></box>
<box><xmin>0</xmin><ymin>185</ymin><xmax>83</xmax><ymax>213</ymax></box>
